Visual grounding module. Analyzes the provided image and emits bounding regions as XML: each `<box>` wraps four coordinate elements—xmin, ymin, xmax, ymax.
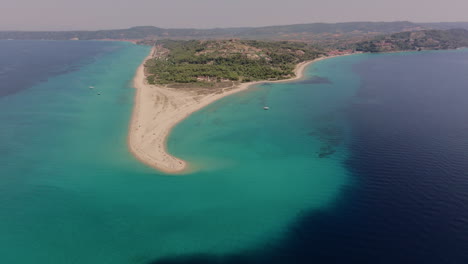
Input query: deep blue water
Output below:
<box><xmin>0</xmin><ymin>40</ymin><xmax>121</xmax><ymax>97</ymax></box>
<box><xmin>152</xmin><ymin>51</ymin><xmax>468</xmax><ymax>264</ymax></box>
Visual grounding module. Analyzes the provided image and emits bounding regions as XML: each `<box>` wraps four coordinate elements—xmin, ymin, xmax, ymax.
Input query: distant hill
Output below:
<box><xmin>0</xmin><ymin>21</ymin><xmax>427</xmax><ymax>42</ymax></box>
<box><xmin>420</xmin><ymin>22</ymin><xmax>468</xmax><ymax>31</ymax></box>
<box><xmin>354</xmin><ymin>28</ymin><xmax>468</xmax><ymax>52</ymax></box>
<box><xmin>225</xmin><ymin>21</ymin><xmax>425</xmax><ymax>40</ymax></box>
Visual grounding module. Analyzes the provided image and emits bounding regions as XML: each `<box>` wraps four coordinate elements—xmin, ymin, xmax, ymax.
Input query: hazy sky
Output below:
<box><xmin>2</xmin><ymin>0</ymin><xmax>468</xmax><ymax>30</ymax></box>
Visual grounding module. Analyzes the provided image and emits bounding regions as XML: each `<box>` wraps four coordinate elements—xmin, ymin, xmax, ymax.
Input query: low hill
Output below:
<box><xmin>420</xmin><ymin>22</ymin><xmax>468</xmax><ymax>31</ymax></box>
<box><xmin>144</xmin><ymin>39</ymin><xmax>324</xmax><ymax>86</ymax></box>
<box><xmin>354</xmin><ymin>29</ymin><xmax>468</xmax><ymax>52</ymax></box>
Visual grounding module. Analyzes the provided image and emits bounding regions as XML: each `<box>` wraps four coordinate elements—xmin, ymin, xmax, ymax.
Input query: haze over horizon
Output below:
<box><xmin>2</xmin><ymin>0</ymin><xmax>468</xmax><ymax>31</ymax></box>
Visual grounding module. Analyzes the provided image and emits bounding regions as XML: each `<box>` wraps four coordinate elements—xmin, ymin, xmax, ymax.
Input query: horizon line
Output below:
<box><xmin>2</xmin><ymin>20</ymin><xmax>468</xmax><ymax>32</ymax></box>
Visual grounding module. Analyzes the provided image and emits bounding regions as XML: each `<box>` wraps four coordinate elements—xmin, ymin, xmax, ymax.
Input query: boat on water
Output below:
<box><xmin>89</xmin><ymin>86</ymin><xmax>94</xmax><ymax>89</ymax></box>
<box><xmin>264</xmin><ymin>106</ymin><xmax>269</xmax><ymax>110</ymax></box>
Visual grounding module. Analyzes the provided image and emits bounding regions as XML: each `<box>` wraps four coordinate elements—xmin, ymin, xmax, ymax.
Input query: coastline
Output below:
<box><xmin>128</xmin><ymin>50</ymin><xmax>346</xmax><ymax>173</ymax></box>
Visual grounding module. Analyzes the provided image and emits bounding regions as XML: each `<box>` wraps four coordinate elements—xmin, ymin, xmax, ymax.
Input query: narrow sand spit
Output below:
<box><xmin>129</xmin><ymin>49</ymin><xmax>343</xmax><ymax>173</ymax></box>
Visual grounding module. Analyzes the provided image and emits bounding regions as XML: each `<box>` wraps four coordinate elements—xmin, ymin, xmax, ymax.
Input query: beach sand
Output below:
<box><xmin>128</xmin><ymin>49</ymin><xmax>339</xmax><ymax>173</ymax></box>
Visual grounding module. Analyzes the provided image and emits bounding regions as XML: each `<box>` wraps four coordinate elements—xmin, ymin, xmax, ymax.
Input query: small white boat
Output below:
<box><xmin>89</xmin><ymin>86</ymin><xmax>94</xmax><ymax>89</ymax></box>
<box><xmin>263</xmin><ymin>106</ymin><xmax>269</xmax><ymax>110</ymax></box>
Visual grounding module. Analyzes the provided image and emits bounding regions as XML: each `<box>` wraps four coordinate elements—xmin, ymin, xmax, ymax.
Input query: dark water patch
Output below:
<box><xmin>307</xmin><ymin>106</ymin><xmax>346</xmax><ymax>159</ymax></box>
<box><xmin>295</xmin><ymin>75</ymin><xmax>332</xmax><ymax>85</ymax></box>
<box><xmin>318</xmin><ymin>146</ymin><xmax>336</xmax><ymax>158</ymax></box>
<box><xmin>308</xmin><ymin>125</ymin><xmax>345</xmax><ymax>158</ymax></box>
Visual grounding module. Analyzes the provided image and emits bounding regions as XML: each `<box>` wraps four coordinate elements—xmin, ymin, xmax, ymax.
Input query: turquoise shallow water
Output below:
<box><xmin>0</xmin><ymin>41</ymin><xmax>361</xmax><ymax>263</ymax></box>
<box><xmin>166</xmin><ymin>56</ymin><xmax>361</xmax><ymax>254</ymax></box>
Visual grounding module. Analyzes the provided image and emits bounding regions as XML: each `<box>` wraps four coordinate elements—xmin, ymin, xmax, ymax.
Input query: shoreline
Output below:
<box><xmin>128</xmin><ymin>50</ymin><xmax>348</xmax><ymax>174</ymax></box>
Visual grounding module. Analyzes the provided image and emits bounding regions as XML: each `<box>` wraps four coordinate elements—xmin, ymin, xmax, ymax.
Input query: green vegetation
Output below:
<box><xmin>355</xmin><ymin>29</ymin><xmax>468</xmax><ymax>52</ymax></box>
<box><xmin>145</xmin><ymin>40</ymin><xmax>323</xmax><ymax>85</ymax></box>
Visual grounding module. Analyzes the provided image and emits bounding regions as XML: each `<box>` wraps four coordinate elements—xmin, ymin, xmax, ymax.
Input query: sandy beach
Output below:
<box><xmin>128</xmin><ymin>50</ymin><xmax>340</xmax><ymax>173</ymax></box>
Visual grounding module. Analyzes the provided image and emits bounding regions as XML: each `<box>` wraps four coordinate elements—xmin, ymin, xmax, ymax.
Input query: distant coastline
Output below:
<box><xmin>128</xmin><ymin>49</ymin><xmax>348</xmax><ymax>173</ymax></box>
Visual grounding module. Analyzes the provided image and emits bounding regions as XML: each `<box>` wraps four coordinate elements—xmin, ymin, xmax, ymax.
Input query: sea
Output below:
<box><xmin>1</xmin><ymin>40</ymin><xmax>467</xmax><ymax>264</ymax></box>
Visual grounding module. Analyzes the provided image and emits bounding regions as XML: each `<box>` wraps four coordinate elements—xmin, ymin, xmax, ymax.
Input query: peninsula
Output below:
<box><xmin>127</xmin><ymin>28</ymin><xmax>468</xmax><ymax>173</ymax></box>
<box><xmin>129</xmin><ymin>40</ymin><xmax>333</xmax><ymax>173</ymax></box>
